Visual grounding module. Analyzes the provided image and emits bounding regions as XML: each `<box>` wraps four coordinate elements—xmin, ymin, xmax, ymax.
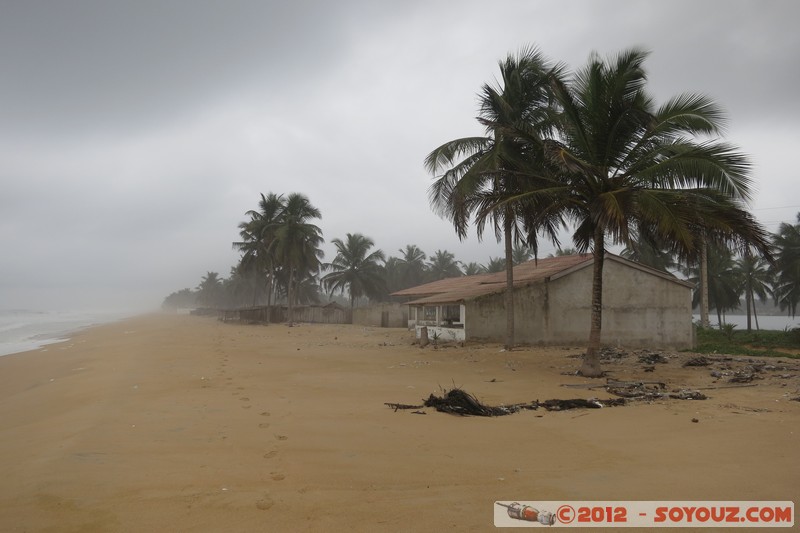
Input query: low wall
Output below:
<box><xmin>414</xmin><ymin>325</ymin><xmax>465</xmax><ymax>343</ymax></box>
<box><xmin>220</xmin><ymin>305</ymin><xmax>350</xmax><ymax>325</ymax></box>
<box><xmin>352</xmin><ymin>303</ymin><xmax>407</xmax><ymax>328</ymax></box>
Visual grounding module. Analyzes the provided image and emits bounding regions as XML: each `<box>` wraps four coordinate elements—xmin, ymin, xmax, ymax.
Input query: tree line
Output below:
<box><xmin>160</xmin><ymin>213</ymin><xmax>558</xmax><ymax>314</ymax></box>
<box><xmin>162</xmin><ymin>209</ymin><xmax>800</xmax><ymax>332</ymax></box>
<box><xmin>163</xmin><ymin>43</ymin><xmax>800</xmax><ymax>377</ymax></box>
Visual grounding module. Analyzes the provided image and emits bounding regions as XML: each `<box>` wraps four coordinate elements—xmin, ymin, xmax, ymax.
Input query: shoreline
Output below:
<box><xmin>1</xmin><ymin>314</ymin><xmax>797</xmax><ymax>531</ymax></box>
<box><xmin>0</xmin><ymin>309</ymin><xmax>140</xmax><ymax>358</ymax></box>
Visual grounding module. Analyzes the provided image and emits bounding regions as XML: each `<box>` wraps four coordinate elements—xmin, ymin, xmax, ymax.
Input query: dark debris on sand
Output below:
<box><xmin>387</xmin><ymin>388</ymin><xmax>627</xmax><ymax>417</ymax></box>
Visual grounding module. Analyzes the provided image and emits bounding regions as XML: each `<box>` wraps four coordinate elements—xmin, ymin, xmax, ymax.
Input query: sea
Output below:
<box><xmin>693</xmin><ymin>314</ymin><xmax>800</xmax><ymax>331</ymax></box>
<box><xmin>0</xmin><ymin>309</ymin><xmax>135</xmax><ymax>357</ymax></box>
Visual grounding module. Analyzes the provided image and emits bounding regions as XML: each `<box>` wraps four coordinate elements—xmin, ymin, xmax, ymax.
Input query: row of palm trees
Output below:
<box><xmin>162</xmin><ymin>44</ymin><xmax>798</xmax><ymax>379</ymax></box>
<box><xmin>675</xmin><ymin>215</ymin><xmax>800</xmax><ymax>330</ymax></box>
<box><xmin>232</xmin><ymin>192</ymin><xmax>323</xmax><ymax>324</ymax></box>
<box><xmin>425</xmin><ymin>45</ymin><xmax>773</xmax><ymax>376</ymax></box>
<box><xmin>165</xmin><ymin>211</ymin><xmax>800</xmax><ymax>333</ymax></box>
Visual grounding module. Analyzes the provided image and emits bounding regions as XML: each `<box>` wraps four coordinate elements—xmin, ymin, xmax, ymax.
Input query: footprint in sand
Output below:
<box><xmin>260</xmin><ymin>411</ymin><xmax>271</xmax><ymax>417</ymax></box>
<box><xmin>270</xmin><ymin>472</ymin><xmax>285</xmax><ymax>481</ymax></box>
<box><xmin>241</xmin><ymin>405</ymin><xmax>251</xmax><ymax>409</ymax></box>
<box><xmin>240</xmin><ymin>397</ymin><xmax>250</xmax><ymax>401</ymax></box>
<box><xmin>256</xmin><ymin>495</ymin><xmax>274</xmax><ymax>510</ymax></box>
<box><xmin>258</xmin><ymin>422</ymin><xmax>270</xmax><ymax>429</ymax></box>
<box><xmin>274</xmin><ymin>434</ymin><xmax>288</xmax><ymax>441</ymax></box>
<box><xmin>263</xmin><ymin>450</ymin><xmax>278</xmax><ymax>459</ymax></box>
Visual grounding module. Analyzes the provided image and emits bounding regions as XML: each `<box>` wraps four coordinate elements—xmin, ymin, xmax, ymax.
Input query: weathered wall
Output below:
<box><xmin>352</xmin><ymin>303</ymin><xmax>408</xmax><ymax>328</ymax></box>
<box><xmin>220</xmin><ymin>305</ymin><xmax>350</xmax><ymax>325</ymax></box>
<box><xmin>464</xmin><ymin>260</ymin><xmax>694</xmax><ymax>349</ymax></box>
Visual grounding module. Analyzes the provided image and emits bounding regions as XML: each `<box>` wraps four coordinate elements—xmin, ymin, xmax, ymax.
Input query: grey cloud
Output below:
<box><xmin>0</xmin><ymin>0</ymin><xmax>384</xmax><ymax>139</ymax></box>
<box><xmin>1</xmin><ymin>0</ymin><xmax>798</xmax><ymax>311</ymax></box>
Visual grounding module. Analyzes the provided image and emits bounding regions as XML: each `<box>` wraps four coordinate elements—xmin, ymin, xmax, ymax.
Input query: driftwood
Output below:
<box><xmin>387</xmin><ymin>388</ymin><xmax>628</xmax><ymax>417</ymax></box>
<box><xmin>384</xmin><ymin>402</ymin><xmax>424</xmax><ymax>412</ymax></box>
<box><xmin>539</xmin><ymin>398</ymin><xmax>626</xmax><ymax>411</ymax></box>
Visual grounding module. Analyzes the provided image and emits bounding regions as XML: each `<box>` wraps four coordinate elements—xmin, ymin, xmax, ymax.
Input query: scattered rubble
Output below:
<box><xmin>683</xmin><ymin>356</ymin><xmax>710</xmax><ymax>367</ymax></box>
<box><xmin>387</xmin><ymin>349</ymin><xmax>800</xmax><ymax>418</ymax></box>
<box><xmin>637</xmin><ymin>351</ymin><xmax>669</xmax><ymax>365</ymax></box>
<box><xmin>669</xmin><ymin>389</ymin><xmax>708</xmax><ymax>400</ymax></box>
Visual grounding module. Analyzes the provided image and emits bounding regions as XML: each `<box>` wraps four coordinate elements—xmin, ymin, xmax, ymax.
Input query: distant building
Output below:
<box><xmin>391</xmin><ymin>254</ymin><xmax>694</xmax><ymax>349</ymax></box>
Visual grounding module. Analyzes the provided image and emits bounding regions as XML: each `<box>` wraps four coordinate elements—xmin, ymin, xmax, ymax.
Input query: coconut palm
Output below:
<box><xmin>735</xmin><ymin>251</ymin><xmax>772</xmax><ymax>330</ymax></box>
<box><xmin>527</xmin><ymin>48</ymin><xmax>770</xmax><ymax>376</ymax></box>
<box><xmin>463</xmin><ymin>262</ymin><xmax>487</xmax><ymax>276</ymax></box>
<box><xmin>321</xmin><ymin>233</ymin><xmax>386</xmax><ymax>310</ymax></box>
<box><xmin>397</xmin><ymin>244</ymin><xmax>428</xmax><ymax>289</ymax></box>
<box><xmin>772</xmin><ymin>213</ymin><xmax>800</xmax><ymax>317</ymax></box>
<box><xmin>426</xmin><ymin>250</ymin><xmax>463</xmax><ymax>280</ymax></box>
<box><xmin>621</xmin><ymin>227</ymin><xmax>678</xmax><ymax>273</ymax></box>
<box><xmin>686</xmin><ymin>245</ymin><xmax>742</xmax><ymax>326</ymax></box>
<box><xmin>426</xmin><ymin>46</ymin><xmax>562</xmax><ymax>349</ymax></box>
<box><xmin>484</xmin><ymin>256</ymin><xmax>506</xmax><ymax>273</ymax></box>
<box><xmin>196</xmin><ymin>271</ymin><xmax>224</xmax><ymax>308</ymax></box>
<box><xmin>233</xmin><ymin>192</ymin><xmax>285</xmax><ymax>314</ymax></box>
<box><xmin>512</xmin><ymin>243</ymin><xmax>533</xmax><ymax>265</ymax></box>
<box><xmin>271</xmin><ymin>193</ymin><xmax>324</xmax><ymax>324</ymax></box>
<box><xmin>550</xmin><ymin>247</ymin><xmax>578</xmax><ymax>257</ymax></box>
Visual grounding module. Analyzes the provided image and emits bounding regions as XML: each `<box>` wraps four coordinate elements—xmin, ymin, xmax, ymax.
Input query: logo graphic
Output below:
<box><xmin>496</xmin><ymin>502</ymin><xmax>555</xmax><ymax>525</ymax></box>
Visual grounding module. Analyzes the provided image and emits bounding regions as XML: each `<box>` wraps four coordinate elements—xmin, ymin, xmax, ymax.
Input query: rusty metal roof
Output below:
<box><xmin>392</xmin><ymin>254</ymin><xmax>594</xmax><ymax>305</ymax></box>
<box><xmin>392</xmin><ymin>253</ymin><xmax>691</xmax><ymax>305</ymax></box>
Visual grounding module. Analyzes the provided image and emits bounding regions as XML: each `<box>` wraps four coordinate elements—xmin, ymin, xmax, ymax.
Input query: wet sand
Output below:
<box><xmin>0</xmin><ymin>314</ymin><xmax>797</xmax><ymax>531</ymax></box>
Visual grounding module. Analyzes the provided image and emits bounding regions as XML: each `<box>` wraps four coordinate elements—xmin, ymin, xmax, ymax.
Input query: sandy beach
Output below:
<box><xmin>0</xmin><ymin>314</ymin><xmax>797</xmax><ymax>532</ymax></box>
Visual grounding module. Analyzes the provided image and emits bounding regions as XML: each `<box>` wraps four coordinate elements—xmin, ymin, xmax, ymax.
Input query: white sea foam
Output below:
<box><xmin>0</xmin><ymin>309</ymin><xmax>132</xmax><ymax>357</ymax></box>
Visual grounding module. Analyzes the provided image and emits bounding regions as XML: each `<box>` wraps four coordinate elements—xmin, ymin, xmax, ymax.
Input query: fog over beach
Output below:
<box><xmin>1</xmin><ymin>0</ymin><xmax>799</xmax><ymax>311</ymax></box>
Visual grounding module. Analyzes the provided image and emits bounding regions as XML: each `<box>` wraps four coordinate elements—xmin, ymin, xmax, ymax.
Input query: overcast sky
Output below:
<box><xmin>1</xmin><ymin>0</ymin><xmax>798</xmax><ymax>312</ymax></box>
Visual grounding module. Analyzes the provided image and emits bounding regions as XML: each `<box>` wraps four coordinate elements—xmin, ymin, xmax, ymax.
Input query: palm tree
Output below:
<box><xmin>196</xmin><ymin>271</ymin><xmax>224</xmax><ymax>308</ymax></box>
<box><xmin>772</xmin><ymin>213</ymin><xmax>800</xmax><ymax>317</ymax></box>
<box><xmin>224</xmin><ymin>265</ymin><xmax>259</xmax><ymax>308</ymax></box>
<box><xmin>426</xmin><ymin>250</ymin><xmax>463</xmax><ymax>280</ymax></box>
<box><xmin>293</xmin><ymin>271</ymin><xmax>323</xmax><ymax>306</ymax></box>
<box><xmin>512</xmin><ymin>243</ymin><xmax>532</xmax><ymax>265</ymax></box>
<box><xmin>271</xmin><ymin>193</ymin><xmax>324</xmax><ymax>324</ymax></box>
<box><xmin>527</xmin><ymin>48</ymin><xmax>769</xmax><ymax>376</ymax></box>
<box><xmin>233</xmin><ymin>192</ymin><xmax>285</xmax><ymax>315</ymax></box>
<box><xmin>620</xmin><ymin>228</ymin><xmax>678</xmax><ymax>273</ymax></box>
<box><xmin>687</xmin><ymin>245</ymin><xmax>742</xmax><ymax>327</ymax></box>
<box><xmin>484</xmin><ymin>256</ymin><xmax>506</xmax><ymax>273</ymax></box>
<box><xmin>735</xmin><ymin>251</ymin><xmax>772</xmax><ymax>330</ymax></box>
<box><xmin>550</xmin><ymin>247</ymin><xmax>578</xmax><ymax>257</ymax></box>
<box><xmin>397</xmin><ymin>245</ymin><xmax>427</xmax><ymax>289</ymax></box>
<box><xmin>382</xmin><ymin>256</ymin><xmax>402</xmax><ymax>294</ymax></box>
<box><xmin>321</xmin><ymin>233</ymin><xmax>386</xmax><ymax>310</ymax></box>
<box><xmin>463</xmin><ymin>262</ymin><xmax>487</xmax><ymax>276</ymax></box>
<box><xmin>426</xmin><ymin>46</ymin><xmax>562</xmax><ymax>349</ymax></box>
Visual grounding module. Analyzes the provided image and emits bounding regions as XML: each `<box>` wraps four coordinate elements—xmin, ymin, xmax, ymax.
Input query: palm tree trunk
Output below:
<box><xmin>700</xmin><ymin>238</ymin><xmax>710</xmax><ymax>328</ymax></box>
<box><xmin>503</xmin><ymin>215</ymin><xmax>514</xmax><ymax>350</ymax></box>
<box><xmin>580</xmin><ymin>228</ymin><xmax>605</xmax><ymax>378</ymax></box>
<box><xmin>287</xmin><ymin>266</ymin><xmax>295</xmax><ymax>325</ymax></box>
<box><xmin>266</xmin><ymin>267</ymin><xmax>274</xmax><ymax>324</ymax></box>
<box><xmin>745</xmin><ymin>284</ymin><xmax>753</xmax><ymax>332</ymax></box>
<box><xmin>753</xmin><ymin>294</ymin><xmax>760</xmax><ymax>330</ymax></box>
